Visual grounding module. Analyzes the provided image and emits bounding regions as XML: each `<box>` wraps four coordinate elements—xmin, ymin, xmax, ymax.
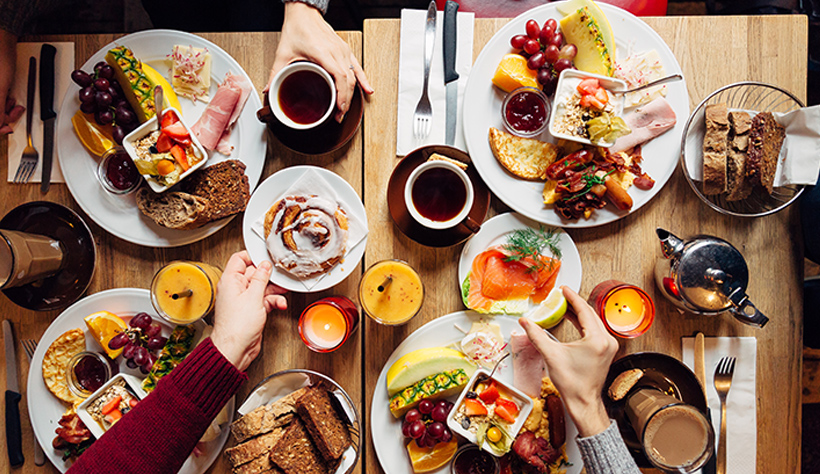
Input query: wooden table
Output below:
<box><xmin>362</xmin><ymin>15</ymin><xmax>806</xmax><ymax>474</ymax></box>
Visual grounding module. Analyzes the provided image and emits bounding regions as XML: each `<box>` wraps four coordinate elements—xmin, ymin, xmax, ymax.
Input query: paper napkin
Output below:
<box><xmin>682</xmin><ymin>336</ymin><xmax>757</xmax><ymax>474</ymax></box>
<box><xmin>7</xmin><ymin>42</ymin><xmax>74</xmax><ymax>183</ymax></box>
<box><xmin>396</xmin><ymin>8</ymin><xmax>474</xmax><ymax>156</ymax></box>
<box><xmin>250</xmin><ymin>168</ymin><xmax>368</xmax><ymax>291</ymax></box>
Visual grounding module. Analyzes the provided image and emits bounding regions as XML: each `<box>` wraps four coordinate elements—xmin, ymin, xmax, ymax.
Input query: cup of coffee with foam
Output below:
<box><xmin>404</xmin><ymin>159</ymin><xmax>480</xmax><ymax>233</ymax></box>
<box><xmin>268</xmin><ymin>62</ymin><xmax>336</xmax><ymax>130</ymax></box>
<box><xmin>0</xmin><ymin>229</ymin><xmax>65</xmax><ymax>289</ymax></box>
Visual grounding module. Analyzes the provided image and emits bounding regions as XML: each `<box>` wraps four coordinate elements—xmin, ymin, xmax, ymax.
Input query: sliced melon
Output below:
<box><xmin>386</xmin><ymin>347</ymin><xmax>476</xmax><ymax>396</ymax></box>
<box><xmin>560</xmin><ymin>7</ymin><xmax>614</xmax><ymax>77</ymax></box>
<box><xmin>106</xmin><ymin>46</ymin><xmax>156</xmax><ymax>123</ymax></box>
<box><xmin>142</xmin><ymin>63</ymin><xmax>183</xmax><ymax>114</ymax></box>
<box><xmin>556</xmin><ymin>0</ymin><xmax>616</xmax><ymax>60</ymax></box>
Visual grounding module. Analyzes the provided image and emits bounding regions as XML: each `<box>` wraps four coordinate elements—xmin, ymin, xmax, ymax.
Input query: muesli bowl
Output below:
<box><xmin>680</xmin><ymin>81</ymin><xmax>805</xmax><ymax>217</ymax></box>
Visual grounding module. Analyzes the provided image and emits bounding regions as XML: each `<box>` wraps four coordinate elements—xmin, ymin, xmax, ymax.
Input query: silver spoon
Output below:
<box><xmin>616</xmin><ymin>73</ymin><xmax>683</xmax><ymax>95</ymax></box>
<box><xmin>477</xmin><ymin>352</ymin><xmax>511</xmax><ymax>382</ymax></box>
<box><xmin>154</xmin><ymin>85</ymin><xmax>164</xmax><ymax>131</ymax></box>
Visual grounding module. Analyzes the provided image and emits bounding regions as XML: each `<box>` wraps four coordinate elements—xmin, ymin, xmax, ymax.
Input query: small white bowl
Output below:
<box><xmin>122</xmin><ymin>107</ymin><xmax>208</xmax><ymax>193</ymax></box>
<box><xmin>446</xmin><ymin>368</ymin><xmax>534</xmax><ymax>457</ymax></box>
<box><xmin>269</xmin><ymin>62</ymin><xmax>336</xmax><ymax>130</ymax></box>
<box><xmin>77</xmin><ymin>373</ymin><xmax>147</xmax><ymax>439</ymax></box>
<box><xmin>548</xmin><ymin>69</ymin><xmax>627</xmax><ymax>148</ymax></box>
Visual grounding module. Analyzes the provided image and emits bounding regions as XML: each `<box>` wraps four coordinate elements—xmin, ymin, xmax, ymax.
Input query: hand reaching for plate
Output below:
<box><xmin>211</xmin><ymin>251</ymin><xmax>288</xmax><ymax>372</ymax></box>
<box><xmin>0</xmin><ymin>29</ymin><xmax>24</xmax><ymax>135</ymax></box>
<box><xmin>519</xmin><ymin>286</ymin><xmax>619</xmax><ymax>438</ymax></box>
<box><xmin>266</xmin><ymin>2</ymin><xmax>374</xmax><ymax>123</ymax></box>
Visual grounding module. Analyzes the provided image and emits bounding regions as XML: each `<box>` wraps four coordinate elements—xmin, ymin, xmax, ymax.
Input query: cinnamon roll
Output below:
<box><xmin>264</xmin><ymin>195</ymin><xmax>349</xmax><ymax>278</ymax></box>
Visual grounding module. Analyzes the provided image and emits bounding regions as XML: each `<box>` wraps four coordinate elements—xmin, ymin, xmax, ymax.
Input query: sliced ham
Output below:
<box><xmin>510</xmin><ymin>330</ymin><xmax>547</xmax><ymax>398</ymax></box>
<box><xmin>191</xmin><ymin>72</ymin><xmax>253</xmax><ymax>155</ymax></box>
<box><xmin>611</xmin><ymin>97</ymin><xmax>677</xmax><ymax>153</ymax></box>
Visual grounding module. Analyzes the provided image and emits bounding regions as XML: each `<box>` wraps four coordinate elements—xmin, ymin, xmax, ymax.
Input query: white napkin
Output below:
<box><xmin>250</xmin><ymin>168</ymin><xmax>368</xmax><ymax>291</ymax></box>
<box><xmin>681</xmin><ymin>337</ymin><xmax>757</xmax><ymax>474</ymax></box>
<box><xmin>396</xmin><ymin>8</ymin><xmax>474</xmax><ymax>156</ymax></box>
<box><xmin>685</xmin><ymin>105</ymin><xmax>820</xmax><ymax>186</ymax></box>
<box><xmin>7</xmin><ymin>42</ymin><xmax>74</xmax><ymax>183</ymax></box>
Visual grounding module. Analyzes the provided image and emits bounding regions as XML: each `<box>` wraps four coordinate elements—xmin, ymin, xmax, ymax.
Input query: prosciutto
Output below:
<box><xmin>510</xmin><ymin>330</ymin><xmax>547</xmax><ymax>398</ymax></box>
<box><xmin>191</xmin><ymin>72</ymin><xmax>253</xmax><ymax>155</ymax></box>
<box><xmin>611</xmin><ymin>96</ymin><xmax>677</xmax><ymax>153</ymax></box>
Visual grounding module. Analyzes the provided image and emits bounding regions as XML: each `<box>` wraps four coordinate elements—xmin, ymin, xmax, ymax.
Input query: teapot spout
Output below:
<box><xmin>656</xmin><ymin>228</ymin><xmax>685</xmax><ymax>259</ymax></box>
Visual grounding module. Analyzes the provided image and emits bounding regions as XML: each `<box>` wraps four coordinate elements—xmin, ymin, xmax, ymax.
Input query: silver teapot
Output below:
<box><xmin>653</xmin><ymin>228</ymin><xmax>768</xmax><ymax>328</ymax></box>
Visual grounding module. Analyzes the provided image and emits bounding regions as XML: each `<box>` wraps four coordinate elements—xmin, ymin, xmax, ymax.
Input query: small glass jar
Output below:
<box><xmin>451</xmin><ymin>444</ymin><xmax>500</xmax><ymax>474</ymax></box>
<box><xmin>97</xmin><ymin>146</ymin><xmax>142</xmax><ymax>194</ymax></box>
<box><xmin>66</xmin><ymin>351</ymin><xmax>113</xmax><ymax>398</ymax></box>
<box><xmin>501</xmin><ymin>86</ymin><xmax>550</xmax><ymax>138</ymax></box>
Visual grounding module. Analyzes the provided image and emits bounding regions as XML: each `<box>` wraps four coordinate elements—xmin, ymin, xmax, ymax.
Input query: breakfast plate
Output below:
<box><xmin>26</xmin><ymin>287</ymin><xmax>233</xmax><ymax>473</ymax></box>
<box><xmin>462</xmin><ymin>2</ymin><xmax>689</xmax><ymax>228</ymax></box>
<box><xmin>458</xmin><ymin>212</ymin><xmax>582</xmax><ymax>314</ymax></box>
<box><xmin>371</xmin><ymin>311</ymin><xmax>582</xmax><ymax>474</ymax></box>
<box><xmin>242</xmin><ymin>165</ymin><xmax>368</xmax><ymax>293</ymax></box>
<box><xmin>56</xmin><ymin>29</ymin><xmax>267</xmax><ymax>247</ymax></box>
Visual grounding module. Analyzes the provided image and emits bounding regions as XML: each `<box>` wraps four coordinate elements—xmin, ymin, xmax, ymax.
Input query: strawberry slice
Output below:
<box><xmin>495</xmin><ymin>397</ymin><xmax>520</xmax><ymax>417</ymax></box>
<box><xmin>594</xmin><ymin>87</ymin><xmax>610</xmax><ymax>106</ymax></box>
<box><xmin>494</xmin><ymin>404</ymin><xmax>517</xmax><ymax>424</ymax></box>
<box><xmin>101</xmin><ymin>396</ymin><xmax>122</xmax><ymax>415</ymax></box>
<box><xmin>478</xmin><ymin>382</ymin><xmax>500</xmax><ymax>404</ymax></box>
<box><xmin>170</xmin><ymin>144</ymin><xmax>190</xmax><ymax>171</ymax></box>
<box><xmin>162</xmin><ymin>122</ymin><xmax>190</xmax><ymax>142</ymax></box>
<box><xmin>160</xmin><ymin>110</ymin><xmax>178</xmax><ymax>128</ymax></box>
<box><xmin>463</xmin><ymin>398</ymin><xmax>488</xmax><ymax>416</ymax></box>
<box><xmin>577</xmin><ymin>78</ymin><xmax>600</xmax><ymax>96</ymax></box>
<box><xmin>580</xmin><ymin>94</ymin><xmax>606</xmax><ymax>111</ymax></box>
<box><xmin>156</xmin><ymin>132</ymin><xmax>174</xmax><ymax>153</ymax></box>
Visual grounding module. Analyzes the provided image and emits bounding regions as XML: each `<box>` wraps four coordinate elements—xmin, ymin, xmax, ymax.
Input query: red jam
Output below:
<box><xmin>106</xmin><ymin>151</ymin><xmax>139</xmax><ymax>190</ymax></box>
<box><xmin>453</xmin><ymin>447</ymin><xmax>498</xmax><ymax>474</ymax></box>
<box><xmin>505</xmin><ymin>91</ymin><xmax>547</xmax><ymax>133</ymax></box>
<box><xmin>73</xmin><ymin>354</ymin><xmax>108</xmax><ymax>392</ymax></box>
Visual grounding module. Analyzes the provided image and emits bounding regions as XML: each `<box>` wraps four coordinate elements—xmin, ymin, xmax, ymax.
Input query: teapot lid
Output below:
<box><xmin>675</xmin><ymin>236</ymin><xmax>749</xmax><ymax>312</ymax></box>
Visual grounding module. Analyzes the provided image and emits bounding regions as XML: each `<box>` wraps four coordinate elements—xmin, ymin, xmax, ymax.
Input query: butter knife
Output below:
<box><xmin>4</xmin><ymin>320</ymin><xmax>23</xmax><ymax>467</ymax></box>
<box><xmin>443</xmin><ymin>0</ymin><xmax>459</xmax><ymax>146</ymax></box>
<box><xmin>695</xmin><ymin>332</ymin><xmax>717</xmax><ymax>474</ymax></box>
<box><xmin>40</xmin><ymin>44</ymin><xmax>57</xmax><ymax>193</ymax></box>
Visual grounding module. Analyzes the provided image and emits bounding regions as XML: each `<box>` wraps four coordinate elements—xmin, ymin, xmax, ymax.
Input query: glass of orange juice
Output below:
<box><xmin>298</xmin><ymin>296</ymin><xmax>359</xmax><ymax>353</ymax></box>
<box><xmin>151</xmin><ymin>261</ymin><xmax>222</xmax><ymax>325</ymax></box>
<box><xmin>588</xmin><ymin>280</ymin><xmax>655</xmax><ymax>338</ymax></box>
<box><xmin>359</xmin><ymin>260</ymin><xmax>424</xmax><ymax>325</ymax></box>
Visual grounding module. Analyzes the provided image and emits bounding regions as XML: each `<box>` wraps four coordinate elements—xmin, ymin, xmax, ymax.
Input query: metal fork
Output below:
<box><xmin>14</xmin><ymin>56</ymin><xmax>39</xmax><ymax>184</ymax></box>
<box><xmin>412</xmin><ymin>1</ymin><xmax>436</xmax><ymax>140</ymax></box>
<box><xmin>714</xmin><ymin>356</ymin><xmax>736</xmax><ymax>474</ymax></box>
<box><xmin>22</xmin><ymin>338</ymin><xmax>45</xmax><ymax>466</ymax></box>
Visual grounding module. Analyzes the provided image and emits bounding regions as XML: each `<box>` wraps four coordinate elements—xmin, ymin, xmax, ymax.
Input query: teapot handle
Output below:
<box><xmin>729</xmin><ymin>299</ymin><xmax>769</xmax><ymax>328</ymax></box>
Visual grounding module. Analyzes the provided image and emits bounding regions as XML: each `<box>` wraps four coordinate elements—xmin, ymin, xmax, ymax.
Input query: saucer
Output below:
<box><xmin>0</xmin><ymin>201</ymin><xmax>96</xmax><ymax>311</ymax></box>
<box><xmin>387</xmin><ymin>145</ymin><xmax>491</xmax><ymax>247</ymax></box>
<box><xmin>603</xmin><ymin>352</ymin><xmax>709</xmax><ymax>468</ymax></box>
<box><xmin>258</xmin><ymin>85</ymin><xmax>363</xmax><ymax>156</ymax></box>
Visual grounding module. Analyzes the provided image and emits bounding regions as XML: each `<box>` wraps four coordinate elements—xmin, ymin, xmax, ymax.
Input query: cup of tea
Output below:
<box><xmin>625</xmin><ymin>388</ymin><xmax>715</xmax><ymax>472</ymax></box>
<box><xmin>0</xmin><ymin>229</ymin><xmax>65</xmax><ymax>289</ymax></box>
<box><xmin>268</xmin><ymin>61</ymin><xmax>336</xmax><ymax>130</ymax></box>
<box><xmin>404</xmin><ymin>160</ymin><xmax>480</xmax><ymax>233</ymax></box>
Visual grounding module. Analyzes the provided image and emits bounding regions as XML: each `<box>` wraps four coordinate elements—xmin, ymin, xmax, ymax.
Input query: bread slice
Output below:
<box><xmin>182</xmin><ymin>159</ymin><xmax>250</xmax><ymax>222</ymax></box>
<box><xmin>608</xmin><ymin>368</ymin><xmax>644</xmax><ymax>401</ymax></box>
<box><xmin>226</xmin><ymin>427</ymin><xmax>287</xmax><ymax>468</ymax></box>
<box><xmin>232</xmin><ymin>452</ymin><xmax>283</xmax><ymax>474</ymax></box>
<box><xmin>702</xmin><ymin>103</ymin><xmax>729</xmax><ymax>195</ymax></box>
<box><xmin>746</xmin><ymin>112</ymin><xmax>785</xmax><ymax>194</ymax></box>
<box><xmin>488</xmin><ymin>127</ymin><xmax>558</xmax><ymax>180</ymax></box>
<box><xmin>295</xmin><ymin>387</ymin><xmax>351</xmax><ymax>461</ymax></box>
<box><xmin>269</xmin><ymin>419</ymin><xmax>330</xmax><ymax>474</ymax></box>
<box><xmin>135</xmin><ymin>189</ymin><xmax>207</xmax><ymax>230</ymax></box>
<box><xmin>231</xmin><ymin>387</ymin><xmax>308</xmax><ymax>443</ymax></box>
<box><xmin>726</xmin><ymin>111</ymin><xmax>752</xmax><ymax>201</ymax></box>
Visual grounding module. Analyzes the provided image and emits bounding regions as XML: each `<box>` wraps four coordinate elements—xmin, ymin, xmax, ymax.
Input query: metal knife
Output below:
<box><xmin>443</xmin><ymin>0</ymin><xmax>459</xmax><ymax>146</ymax></box>
<box><xmin>4</xmin><ymin>320</ymin><xmax>24</xmax><ymax>467</ymax></box>
<box><xmin>695</xmin><ymin>332</ymin><xmax>717</xmax><ymax>474</ymax></box>
<box><xmin>40</xmin><ymin>44</ymin><xmax>57</xmax><ymax>193</ymax></box>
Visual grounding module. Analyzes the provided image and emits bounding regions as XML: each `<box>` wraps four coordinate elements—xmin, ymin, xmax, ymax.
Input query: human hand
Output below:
<box><xmin>0</xmin><ymin>29</ymin><xmax>24</xmax><ymax>135</ymax></box>
<box><xmin>211</xmin><ymin>251</ymin><xmax>288</xmax><ymax>371</ymax></box>
<box><xmin>266</xmin><ymin>1</ymin><xmax>374</xmax><ymax>123</ymax></box>
<box><xmin>519</xmin><ymin>286</ymin><xmax>619</xmax><ymax>438</ymax></box>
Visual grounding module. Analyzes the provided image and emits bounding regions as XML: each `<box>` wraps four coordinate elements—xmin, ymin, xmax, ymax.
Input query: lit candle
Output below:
<box><xmin>299</xmin><ymin>296</ymin><xmax>359</xmax><ymax>352</ymax></box>
<box><xmin>589</xmin><ymin>280</ymin><xmax>655</xmax><ymax>338</ymax></box>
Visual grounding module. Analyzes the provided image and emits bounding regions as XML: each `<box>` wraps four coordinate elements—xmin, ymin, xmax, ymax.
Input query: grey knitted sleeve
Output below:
<box><xmin>283</xmin><ymin>0</ymin><xmax>330</xmax><ymax>15</ymax></box>
<box><xmin>576</xmin><ymin>421</ymin><xmax>642</xmax><ymax>474</ymax></box>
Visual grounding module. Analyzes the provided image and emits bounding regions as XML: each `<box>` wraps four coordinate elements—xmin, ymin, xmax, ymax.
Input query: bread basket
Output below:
<box><xmin>680</xmin><ymin>82</ymin><xmax>805</xmax><ymax>217</ymax></box>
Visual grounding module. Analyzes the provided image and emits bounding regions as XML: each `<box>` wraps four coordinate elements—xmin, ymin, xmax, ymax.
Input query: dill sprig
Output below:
<box><xmin>502</xmin><ymin>226</ymin><xmax>562</xmax><ymax>273</ymax></box>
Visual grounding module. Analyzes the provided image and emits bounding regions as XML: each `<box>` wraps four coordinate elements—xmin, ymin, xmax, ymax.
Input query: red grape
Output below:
<box><xmin>108</xmin><ymin>332</ymin><xmax>130</xmax><ymax>350</ymax></box>
<box><xmin>545</xmin><ymin>18</ymin><xmax>557</xmax><ymax>31</ymax></box>
<box><xmin>130</xmin><ymin>313</ymin><xmax>152</xmax><ymax>329</ymax></box>
<box><xmin>98</xmin><ymin>65</ymin><xmax>114</xmax><ymax>80</ymax></box>
<box><xmin>427</xmin><ymin>422</ymin><xmax>445</xmax><ymax>439</ymax></box>
<box><xmin>402</xmin><ymin>421</ymin><xmax>412</xmax><ymax>437</ymax></box>
<box><xmin>549</xmin><ymin>32</ymin><xmax>564</xmax><ymax>48</ymax></box>
<box><xmin>142</xmin><ymin>353</ymin><xmax>156</xmax><ymax>372</ymax></box>
<box><xmin>559</xmin><ymin>44</ymin><xmax>578</xmax><ymax>61</ymax></box>
<box><xmin>93</xmin><ymin>61</ymin><xmax>107</xmax><ymax>74</ymax></box>
<box><xmin>80</xmin><ymin>102</ymin><xmax>96</xmax><ymax>114</ymax></box>
<box><xmin>408</xmin><ymin>420</ymin><xmax>425</xmax><ymax>439</ymax></box>
<box><xmin>523</xmin><ymin>39</ymin><xmax>540</xmax><ymax>55</ymax></box>
<box><xmin>405</xmin><ymin>409</ymin><xmax>421</xmax><ymax>424</ymax></box>
<box><xmin>510</xmin><ymin>34</ymin><xmax>528</xmax><ymax>50</ymax></box>
<box><xmin>544</xmin><ymin>45</ymin><xmax>560</xmax><ymax>64</ymax></box>
<box><xmin>539</xmin><ymin>25</ymin><xmax>554</xmax><ymax>45</ymax></box>
<box><xmin>439</xmin><ymin>428</ymin><xmax>452</xmax><ymax>443</ymax></box>
<box><xmin>435</xmin><ymin>400</ymin><xmax>448</xmax><ymax>410</ymax></box>
<box><xmin>79</xmin><ymin>86</ymin><xmax>95</xmax><ymax>104</ymax></box>
<box><xmin>95</xmin><ymin>92</ymin><xmax>112</xmax><ymax>108</ymax></box>
<box><xmin>126</xmin><ymin>358</ymin><xmax>138</xmax><ymax>369</ymax></box>
<box><xmin>93</xmin><ymin>78</ymin><xmax>110</xmax><ymax>92</ymax></box>
<box><xmin>123</xmin><ymin>342</ymin><xmax>136</xmax><ymax>360</ymax></box>
<box><xmin>133</xmin><ymin>346</ymin><xmax>148</xmax><ymax>366</ymax></box>
<box><xmin>425</xmin><ymin>433</ymin><xmax>438</xmax><ymax>447</ymax></box>
<box><xmin>147</xmin><ymin>336</ymin><xmax>167</xmax><ymax>351</ymax></box>
<box><xmin>527</xmin><ymin>51</ymin><xmax>546</xmax><ymax>70</ymax></box>
<box><xmin>144</xmin><ymin>323</ymin><xmax>162</xmax><ymax>338</ymax></box>
<box><xmin>112</xmin><ymin>126</ymin><xmax>125</xmax><ymax>145</ymax></box>
<box><xmin>71</xmin><ymin>70</ymin><xmax>92</xmax><ymax>87</ymax></box>
<box><xmin>537</xmin><ymin>67</ymin><xmax>553</xmax><ymax>87</ymax></box>
<box><xmin>418</xmin><ymin>399</ymin><xmax>434</xmax><ymax>415</ymax></box>
<box><xmin>431</xmin><ymin>406</ymin><xmax>448</xmax><ymax>423</ymax></box>
<box><xmin>555</xmin><ymin>58</ymin><xmax>573</xmax><ymax>73</ymax></box>
<box><xmin>525</xmin><ymin>20</ymin><xmax>540</xmax><ymax>40</ymax></box>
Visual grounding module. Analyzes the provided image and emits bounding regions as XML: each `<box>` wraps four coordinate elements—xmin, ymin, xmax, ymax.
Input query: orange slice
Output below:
<box><xmin>84</xmin><ymin>311</ymin><xmax>127</xmax><ymax>359</ymax></box>
<box><xmin>71</xmin><ymin>109</ymin><xmax>115</xmax><ymax>156</ymax></box>
<box><xmin>406</xmin><ymin>438</ymin><xmax>458</xmax><ymax>473</ymax></box>
<box><xmin>492</xmin><ymin>53</ymin><xmax>539</xmax><ymax>93</ymax></box>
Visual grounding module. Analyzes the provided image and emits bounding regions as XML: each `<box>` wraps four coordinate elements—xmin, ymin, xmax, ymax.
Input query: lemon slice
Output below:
<box><xmin>71</xmin><ymin>110</ymin><xmax>115</xmax><ymax>156</ymax></box>
<box><xmin>528</xmin><ymin>288</ymin><xmax>568</xmax><ymax>329</ymax></box>
<box><xmin>84</xmin><ymin>311</ymin><xmax>127</xmax><ymax>359</ymax></box>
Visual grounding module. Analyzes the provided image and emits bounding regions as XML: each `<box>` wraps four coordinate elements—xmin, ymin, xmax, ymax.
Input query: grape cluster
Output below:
<box><xmin>401</xmin><ymin>399</ymin><xmax>454</xmax><ymax>448</ymax></box>
<box><xmin>71</xmin><ymin>62</ymin><xmax>139</xmax><ymax>145</ymax></box>
<box><xmin>510</xmin><ymin>18</ymin><xmax>578</xmax><ymax>95</ymax></box>
<box><xmin>108</xmin><ymin>312</ymin><xmax>168</xmax><ymax>374</ymax></box>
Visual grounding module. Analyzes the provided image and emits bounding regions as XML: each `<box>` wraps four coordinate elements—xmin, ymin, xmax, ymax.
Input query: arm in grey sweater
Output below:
<box><xmin>576</xmin><ymin>421</ymin><xmax>642</xmax><ymax>474</ymax></box>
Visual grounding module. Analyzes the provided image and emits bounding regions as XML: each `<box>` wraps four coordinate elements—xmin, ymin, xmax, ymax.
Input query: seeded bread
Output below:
<box><xmin>136</xmin><ymin>189</ymin><xmax>208</xmax><ymax>230</ymax></box>
<box><xmin>231</xmin><ymin>387</ymin><xmax>308</xmax><ymax>443</ymax></box>
<box><xmin>726</xmin><ymin>111</ymin><xmax>752</xmax><ymax>201</ymax></box>
<box><xmin>746</xmin><ymin>112</ymin><xmax>785</xmax><ymax>194</ymax></box>
<box><xmin>182</xmin><ymin>159</ymin><xmax>250</xmax><ymax>222</ymax></box>
<box><xmin>702</xmin><ymin>103</ymin><xmax>729</xmax><ymax>195</ymax></box>
<box><xmin>226</xmin><ymin>427</ymin><xmax>287</xmax><ymax>468</ymax></box>
<box><xmin>269</xmin><ymin>419</ymin><xmax>330</xmax><ymax>474</ymax></box>
<box><xmin>295</xmin><ymin>388</ymin><xmax>351</xmax><ymax>461</ymax></box>
<box><xmin>232</xmin><ymin>452</ymin><xmax>283</xmax><ymax>474</ymax></box>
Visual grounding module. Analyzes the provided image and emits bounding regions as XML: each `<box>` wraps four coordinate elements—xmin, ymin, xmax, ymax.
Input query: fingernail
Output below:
<box><xmin>260</xmin><ymin>261</ymin><xmax>272</xmax><ymax>271</ymax></box>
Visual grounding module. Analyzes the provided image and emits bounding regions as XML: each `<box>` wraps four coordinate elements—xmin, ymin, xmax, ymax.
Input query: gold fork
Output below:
<box><xmin>714</xmin><ymin>356</ymin><xmax>736</xmax><ymax>474</ymax></box>
<box><xmin>14</xmin><ymin>56</ymin><xmax>39</xmax><ymax>183</ymax></box>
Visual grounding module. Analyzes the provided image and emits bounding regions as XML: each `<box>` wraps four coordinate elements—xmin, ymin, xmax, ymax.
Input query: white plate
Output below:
<box><xmin>242</xmin><ymin>165</ymin><xmax>368</xmax><ymax>293</ymax></box>
<box><xmin>371</xmin><ymin>312</ymin><xmax>582</xmax><ymax>474</ymax></box>
<box><xmin>57</xmin><ymin>29</ymin><xmax>267</xmax><ymax>247</ymax></box>
<box><xmin>26</xmin><ymin>288</ymin><xmax>233</xmax><ymax>473</ymax></box>
<box><xmin>458</xmin><ymin>212</ymin><xmax>582</xmax><ymax>313</ymax></box>
<box><xmin>462</xmin><ymin>2</ymin><xmax>689</xmax><ymax>227</ymax></box>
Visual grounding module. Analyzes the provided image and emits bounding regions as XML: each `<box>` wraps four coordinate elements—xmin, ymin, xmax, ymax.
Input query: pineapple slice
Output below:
<box><xmin>105</xmin><ymin>46</ymin><xmax>157</xmax><ymax>123</ymax></box>
<box><xmin>560</xmin><ymin>7</ymin><xmax>614</xmax><ymax>77</ymax></box>
<box><xmin>388</xmin><ymin>368</ymin><xmax>471</xmax><ymax>418</ymax></box>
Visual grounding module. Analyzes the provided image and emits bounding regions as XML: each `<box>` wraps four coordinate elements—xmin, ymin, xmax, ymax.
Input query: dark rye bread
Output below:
<box><xmin>182</xmin><ymin>159</ymin><xmax>250</xmax><ymax>222</ymax></box>
<box><xmin>232</xmin><ymin>452</ymin><xmax>283</xmax><ymax>474</ymax></box>
<box><xmin>296</xmin><ymin>387</ymin><xmax>351</xmax><ymax>461</ymax></box>
<box><xmin>135</xmin><ymin>189</ymin><xmax>208</xmax><ymax>230</ymax></box>
<box><xmin>726</xmin><ymin>111</ymin><xmax>753</xmax><ymax>201</ymax></box>
<box><xmin>746</xmin><ymin>112</ymin><xmax>785</xmax><ymax>194</ymax></box>
<box><xmin>269</xmin><ymin>419</ymin><xmax>330</xmax><ymax>474</ymax></box>
<box><xmin>225</xmin><ymin>427</ymin><xmax>287</xmax><ymax>468</ymax></box>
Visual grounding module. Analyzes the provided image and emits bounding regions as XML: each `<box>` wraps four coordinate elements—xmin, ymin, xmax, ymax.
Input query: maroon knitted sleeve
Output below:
<box><xmin>66</xmin><ymin>338</ymin><xmax>246</xmax><ymax>474</ymax></box>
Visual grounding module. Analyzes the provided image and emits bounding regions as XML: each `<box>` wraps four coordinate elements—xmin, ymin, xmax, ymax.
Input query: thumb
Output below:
<box><xmin>248</xmin><ymin>260</ymin><xmax>273</xmax><ymax>298</ymax></box>
<box><xmin>519</xmin><ymin>317</ymin><xmax>558</xmax><ymax>362</ymax></box>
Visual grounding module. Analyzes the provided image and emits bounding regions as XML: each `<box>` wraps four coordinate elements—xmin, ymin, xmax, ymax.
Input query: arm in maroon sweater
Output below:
<box><xmin>66</xmin><ymin>338</ymin><xmax>245</xmax><ymax>474</ymax></box>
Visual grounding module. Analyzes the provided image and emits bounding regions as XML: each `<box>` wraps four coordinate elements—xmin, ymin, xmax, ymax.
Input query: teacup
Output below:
<box><xmin>268</xmin><ymin>62</ymin><xmax>336</xmax><ymax>130</ymax></box>
<box><xmin>404</xmin><ymin>160</ymin><xmax>480</xmax><ymax>233</ymax></box>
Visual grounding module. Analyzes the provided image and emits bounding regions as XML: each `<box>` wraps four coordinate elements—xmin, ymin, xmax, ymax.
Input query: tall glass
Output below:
<box><xmin>299</xmin><ymin>296</ymin><xmax>359</xmax><ymax>352</ymax></box>
<box><xmin>151</xmin><ymin>261</ymin><xmax>222</xmax><ymax>325</ymax></box>
<box><xmin>0</xmin><ymin>229</ymin><xmax>65</xmax><ymax>288</ymax></box>
<box><xmin>359</xmin><ymin>260</ymin><xmax>423</xmax><ymax>325</ymax></box>
<box><xmin>588</xmin><ymin>280</ymin><xmax>655</xmax><ymax>338</ymax></box>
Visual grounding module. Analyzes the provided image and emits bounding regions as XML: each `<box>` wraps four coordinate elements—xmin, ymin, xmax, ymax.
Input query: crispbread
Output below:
<box><xmin>226</xmin><ymin>427</ymin><xmax>287</xmax><ymax>467</ymax></box>
<box><xmin>488</xmin><ymin>127</ymin><xmax>558</xmax><ymax>180</ymax></box>
<box><xmin>269</xmin><ymin>419</ymin><xmax>330</xmax><ymax>474</ymax></box>
<box><xmin>295</xmin><ymin>387</ymin><xmax>351</xmax><ymax>461</ymax></box>
<box><xmin>231</xmin><ymin>387</ymin><xmax>308</xmax><ymax>443</ymax></box>
<box><xmin>42</xmin><ymin>329</ymin><xmax>85</xmax><ymax>404</ymax></box>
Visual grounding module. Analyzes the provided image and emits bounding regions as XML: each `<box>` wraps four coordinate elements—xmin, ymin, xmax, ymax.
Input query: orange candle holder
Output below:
<box><xmin>299</xmin><ymin>296</ymin><xmax>359</xmax><ymax>353</ymax></box>
<box><xmin>588</xmin><ymin>280</ymin><xmax>655</xmax><ymax>338</ymax></box>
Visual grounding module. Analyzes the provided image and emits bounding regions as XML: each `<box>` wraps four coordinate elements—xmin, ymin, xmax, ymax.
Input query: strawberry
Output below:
<box><xmin>463</xmin><ymin>398</ymin><xmax>488</xmax><ymax>416</ymax></box>
<box><xmin>577</xmin><ymin>78</ymin><xmax>600</xmax><ymax>96</ymax></box>
<box><xmin>479</xmin><ymin>382</ymin><xmax>500</xmax><ymax>404</ymax></box>
<box><xmin>170</xmin><ymin>144</ymin><xmax>190</xmax><ymax>171</ymax></box>
<box><xmin>160</xmin><ymin>110</ymin><xmax>179</xmax><ymax>129</ymax></box>
<box><xmin>156</xmin><ymin>132</ymin><xmax>174</xmax><ymax>153</ymax></box>
<box><xmin>494</xmin><ymin>404</ymin><xmax>517</xmax><ymax>424</ymax></box>
<box><xmin>162</xmin><ymin>122</ymin><xmax>190</xmax><ymax>142</ymax></box>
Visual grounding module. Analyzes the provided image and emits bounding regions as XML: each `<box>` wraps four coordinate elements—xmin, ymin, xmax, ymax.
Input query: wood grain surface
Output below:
<box><xmin>363</xmin><ymin>15</ymin><xmax>805</xmax><ymax>474</ymax></box>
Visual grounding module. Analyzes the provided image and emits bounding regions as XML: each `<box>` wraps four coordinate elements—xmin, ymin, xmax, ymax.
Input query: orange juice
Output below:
<box><xmin>151</xmin><ymin>261</ymin><xmax>222</xmax><ymax>324</ymax></box>
<box><xmin>298</xmin><ymin>296</ymin><xmax>358</xmax><ymax>352</ymax></box>
<box><xmin>589</xmin><ymin>280</ymin><xmax>655</xmax><ymax>338</ymax></box>
<box><xmin>359</xmin><ymin>260</ymin><xmax>423</xmax><ymax>325</ymax></box>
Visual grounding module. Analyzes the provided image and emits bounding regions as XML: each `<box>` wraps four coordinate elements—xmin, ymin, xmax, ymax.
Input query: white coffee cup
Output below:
<box><xmin>269</xmin><ymin>62</ymin><xmax>336</xmax><ymax>130</ymax></box>
<box><xmin>404</xmin><ymin>160</ymin><xmax>480</xmax><ymax>232</ymax></box>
